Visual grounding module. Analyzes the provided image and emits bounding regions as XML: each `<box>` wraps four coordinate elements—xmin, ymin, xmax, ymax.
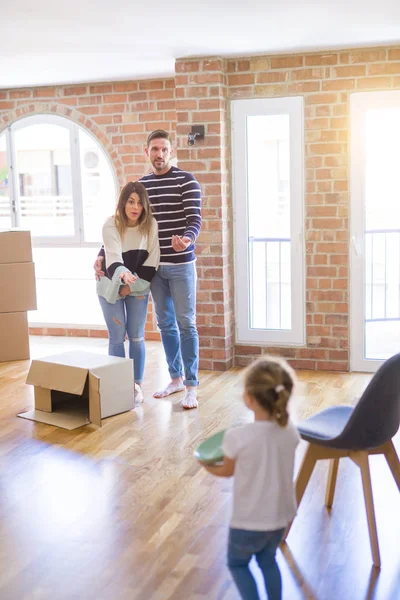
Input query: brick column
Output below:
<box><xmin>175</xmin><ymin>58</ymin><xmax>234</xmax><ymax>371</ymax></box>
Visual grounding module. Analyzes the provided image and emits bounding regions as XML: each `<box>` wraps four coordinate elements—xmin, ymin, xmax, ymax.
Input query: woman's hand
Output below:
<box><xmin>120</xmin><ymin>271</ymin><xmax>137</xmax><ymax>285</ymax></box>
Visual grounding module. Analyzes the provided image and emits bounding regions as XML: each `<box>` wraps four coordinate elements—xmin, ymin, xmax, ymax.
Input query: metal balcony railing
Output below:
<box><xmin>366</xmin><ymin>229</ymin><xmax>400</xmax><ymax>322</ymax></box>
<box><xmin>248</xmin><ymin>237</ymin><xmax>291</xmax><ymax>330</ymax></box>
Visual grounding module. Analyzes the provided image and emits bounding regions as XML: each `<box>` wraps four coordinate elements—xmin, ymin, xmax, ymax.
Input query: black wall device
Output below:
<box><xmin>188</xmin><ymin>125</ymin><xmax>205</xmax><ymax>146</ymax></box>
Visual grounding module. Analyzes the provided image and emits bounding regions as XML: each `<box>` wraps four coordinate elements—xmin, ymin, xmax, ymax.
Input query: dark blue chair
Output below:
<box><xmin>284</xmin><ymin>352</ymin><xmax>400</xmax><ymax>567</ymax></box>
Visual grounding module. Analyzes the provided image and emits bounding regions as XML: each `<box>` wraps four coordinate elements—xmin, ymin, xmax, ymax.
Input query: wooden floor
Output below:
<box><xmin>0</xmin><ymin>337</ymin><xmax>399</xmax><ymax>600</ymax></box>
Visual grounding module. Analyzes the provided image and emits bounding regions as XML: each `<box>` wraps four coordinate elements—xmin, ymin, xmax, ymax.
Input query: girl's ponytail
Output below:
<box><xmin>244</xmin><ymin>356</ymin><xmax>295</xmax><ymax>427</ymax></box>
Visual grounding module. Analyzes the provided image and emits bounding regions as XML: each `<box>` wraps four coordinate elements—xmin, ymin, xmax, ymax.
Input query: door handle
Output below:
<box><xmin>351</xmin><ymin>236</ymin><xmax>360</xmax><ymax>256</ymax></box>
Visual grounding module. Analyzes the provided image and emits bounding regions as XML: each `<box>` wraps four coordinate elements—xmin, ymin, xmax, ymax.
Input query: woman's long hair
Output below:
<box><xmin>114</xmin><ymin>181</ymin><xmax>153</xmax><ymax>238</ymax></box>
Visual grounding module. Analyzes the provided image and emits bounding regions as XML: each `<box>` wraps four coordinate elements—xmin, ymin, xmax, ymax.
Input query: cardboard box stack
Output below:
<box><xmin>0</xmin><ymin>230</ymin><xmax>37</xmax><ymax>362</ymax></box>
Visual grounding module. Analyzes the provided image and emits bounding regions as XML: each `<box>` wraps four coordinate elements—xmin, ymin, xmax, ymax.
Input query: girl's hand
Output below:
<box><xmin>121</xmin><ymin>272</ymin><xmax>137</xmax><ymax>285</ymax></box>
<box><xmin>198</xmin><ymin>457</ymin><xmax>235</xmax><ymax>477</ymax></box>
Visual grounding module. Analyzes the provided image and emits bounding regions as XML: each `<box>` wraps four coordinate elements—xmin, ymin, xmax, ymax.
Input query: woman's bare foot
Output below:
<box><xmin>134</xmin><ymin>383</ymin><xmax>144</xmax><ymax>404</ymax></box>
<box><xmin>153</xmin><ymin>379</ymin><xmax>185</xmax><ymax>398</ymax></box>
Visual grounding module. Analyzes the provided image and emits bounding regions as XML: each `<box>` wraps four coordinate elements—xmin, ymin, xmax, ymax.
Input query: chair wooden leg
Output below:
<box><xmin>295</xmin><ymin>444</ymin><xmax>320</xmax><ymax>505</ymax></box>
<box><xmin>382</xmin><ymin>441</ymin><xmax>400</xmax><ymax>491</ymax></box>
<box><xmin>325</xmin><ymin>458</ymin><xmax>339</xmax><ymax>508</ymax></box>
<box><xmin>283</xmin><ymin>443</ymin><xmax>318</xmax><ymax>540</ymax></box>
<box><xmin>350</xmin><ymin>451</ymin><xmax>381</xmax><ymax>568</ymax></box>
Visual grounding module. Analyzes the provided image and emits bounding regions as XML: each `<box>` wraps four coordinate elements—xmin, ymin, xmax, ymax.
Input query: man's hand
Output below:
<box><xmin>94</xmin><ymin>256</ymin><xmax>105</xmax><ymax>280</ymax></box>
<box><xmin>172</xmin><ymin>235</ymin><xmax>192</xmax><ymax>252</ymax></box>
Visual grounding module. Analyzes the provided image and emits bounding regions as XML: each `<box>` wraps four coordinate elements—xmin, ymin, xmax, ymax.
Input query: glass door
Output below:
<box><xmin>350</xmin><ymin>92</ymin><xmax>400</xmax><ymax>371</ymax></box>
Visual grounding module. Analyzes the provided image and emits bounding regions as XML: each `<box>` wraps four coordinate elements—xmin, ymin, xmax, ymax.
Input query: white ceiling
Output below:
<box><xmin>3</xmin><ymin>0</ymin><xmax>400</xmax><ymax>89</ymax></box>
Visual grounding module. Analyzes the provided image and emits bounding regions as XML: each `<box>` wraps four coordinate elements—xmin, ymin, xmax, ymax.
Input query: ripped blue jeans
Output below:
<box><xmin>98</xmin><ymin>294</ymin><xmax>149</xmax><ymax>384</ymax></box>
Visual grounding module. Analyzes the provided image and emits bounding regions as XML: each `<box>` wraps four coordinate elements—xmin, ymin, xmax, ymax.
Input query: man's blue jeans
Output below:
<box><xmin>98</xmin><ymin>294</ymin><xmax>149</xmax><ymax>384</ymax></box>
<box><xmin>150</xmin><ymin>262</ymin><xmax>199</xmax><ymax>387</ymax></box>
<box><xmin>227</xmin><ymin>527</ymin><xmax>285</xmax><ymax>600</ymax></box>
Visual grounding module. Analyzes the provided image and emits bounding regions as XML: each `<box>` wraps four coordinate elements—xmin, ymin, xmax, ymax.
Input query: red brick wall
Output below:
<box><xmin>0</xmin><ymin>80</ymin><xmax>176</xmax><ymax>180</ymax></box>
<box><xmin>3</xmin><ymin>45</ymin><xmax>400</xmax><ymax>371</ymax></box>
<box><xmin>175</xmin><ymin>58</ymin><xmax>234</xmax><ymax>371</ymax></box>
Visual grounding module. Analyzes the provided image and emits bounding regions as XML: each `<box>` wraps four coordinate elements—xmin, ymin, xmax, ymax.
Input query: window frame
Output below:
<box><xmin>3</xmin><ymin>114</ymin><xmax>117</xmax><ymax>248</ymax></box>
<box><xmin>231</xmin><ymin>96</ymin><xmax>305</xmax><ymax>346</ymax></box>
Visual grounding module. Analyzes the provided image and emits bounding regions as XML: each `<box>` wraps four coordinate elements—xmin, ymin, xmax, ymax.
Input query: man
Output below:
<box><xmin>95</xmin><ymin>130</ymin><xmax>202</xmax><ymax>409</ymax></box>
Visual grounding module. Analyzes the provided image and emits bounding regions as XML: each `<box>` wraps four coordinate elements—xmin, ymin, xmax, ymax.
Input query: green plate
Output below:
<box><xmin>194</xmin><ymin>429</ymin><xmax>226</xmax><ymax>464</ymax></box>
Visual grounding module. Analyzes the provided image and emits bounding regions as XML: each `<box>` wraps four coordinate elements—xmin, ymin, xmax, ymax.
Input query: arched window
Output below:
<box><xmin>0</xmin><ymin>115</ymin><xmax>117</xmax><ymax>327</ymax></box>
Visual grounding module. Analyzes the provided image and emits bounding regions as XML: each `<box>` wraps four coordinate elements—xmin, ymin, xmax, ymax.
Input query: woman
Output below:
<box><xmin>97</xmin><ymin>181</ymin><xmax>160</xmax><ymax>403</ymax></box>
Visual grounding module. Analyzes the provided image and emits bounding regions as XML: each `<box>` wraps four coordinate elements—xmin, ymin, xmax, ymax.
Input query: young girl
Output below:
<box><xmin>97</xmin><ymin>181</ymin><xmax>160</xmax><ymax>403</ymax></box>
<box><xmin>200</xmin><ymin>356</ymin><xmax>300</xmax><ymax>600</ymax></box>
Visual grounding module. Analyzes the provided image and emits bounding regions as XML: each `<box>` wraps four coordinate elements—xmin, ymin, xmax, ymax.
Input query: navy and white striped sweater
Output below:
<box><xmin>139</xmin><ymin>166</ymin><xmax>202</xmax><ymax>265</ymax></box>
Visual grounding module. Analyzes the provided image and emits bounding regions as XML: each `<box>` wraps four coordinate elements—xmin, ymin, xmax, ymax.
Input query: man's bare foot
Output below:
<box><xmin>153</xmin><ymin>379</ymin><xmax>185</xmax><ymax>398</ymax></box>
<box><xmin>181</xmin><ymin>388</ymin><xmax>198</xmax><ymax>409</ymax></box>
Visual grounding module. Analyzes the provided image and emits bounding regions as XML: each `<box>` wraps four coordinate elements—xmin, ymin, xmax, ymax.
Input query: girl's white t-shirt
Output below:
<box><xmin>222</xmin><ymin>421</ymin><xmax>300</xmax><ymax>531</ymax></box>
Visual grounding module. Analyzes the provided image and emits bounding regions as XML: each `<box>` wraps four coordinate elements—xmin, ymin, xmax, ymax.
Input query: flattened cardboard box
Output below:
<box><xmin>19</xmin><ymin>351</ymin><xmax>134</xmax><ymax>430</ymax></box>
<box><xmin>0</xmin><ymin>229</ymin><xmax>33</xmax><ymax>264</ymax></box>
<box><xmin>0</xmin><ymin>312</ymin><xmax>30</xmax><ymax>362</ymax></box>
<box><xmin>0</xmin><ymin>262</ymin><xmax>37</xmax><ymax>313</ymax></box>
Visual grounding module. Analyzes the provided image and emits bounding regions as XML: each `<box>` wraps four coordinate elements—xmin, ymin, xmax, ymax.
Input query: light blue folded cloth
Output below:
<box><xmin>96</xmin><ymin>265</ymin><xmax>150</xmax><ymax>304</ymax></box>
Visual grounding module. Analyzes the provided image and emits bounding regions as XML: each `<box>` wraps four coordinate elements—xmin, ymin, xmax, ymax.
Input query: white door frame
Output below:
<box><xmin>231</xmin><ymin>96</ymin><xmax>305</xmax><ymax>346</ymax></box>
<box><xmin>4</xmin><ymin>126</ymin><xmax>18</xmax><ymax>227</ymax></box>
<box><xmin>350</xmin><ymin>91</ymin><xmax>400</xmax><ymax>372</ymax></box>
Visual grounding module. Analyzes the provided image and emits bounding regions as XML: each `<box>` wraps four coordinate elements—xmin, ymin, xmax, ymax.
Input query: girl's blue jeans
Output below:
<box><xmin>98</xmin><ymin>294</ymin><xmax>149</xmax><ymax>384</ymax></box>
<box><xmin>227</xmin><ymin>527</ymin><xmax>285</xmax><ymax>600</ymax></box>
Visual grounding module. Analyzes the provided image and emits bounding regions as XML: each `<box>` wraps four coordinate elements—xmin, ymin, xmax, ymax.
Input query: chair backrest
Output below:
<box><xmin>335</xmin><ymin>352</ymin><xmax>400</xmax><ymax>450</ymax></box>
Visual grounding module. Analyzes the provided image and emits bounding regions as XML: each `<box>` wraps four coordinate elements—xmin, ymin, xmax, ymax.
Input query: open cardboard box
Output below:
<box><xmin>19</xmin><ymin>351</ymin><xmax>134</xmax><ymax>430</ymax></box>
